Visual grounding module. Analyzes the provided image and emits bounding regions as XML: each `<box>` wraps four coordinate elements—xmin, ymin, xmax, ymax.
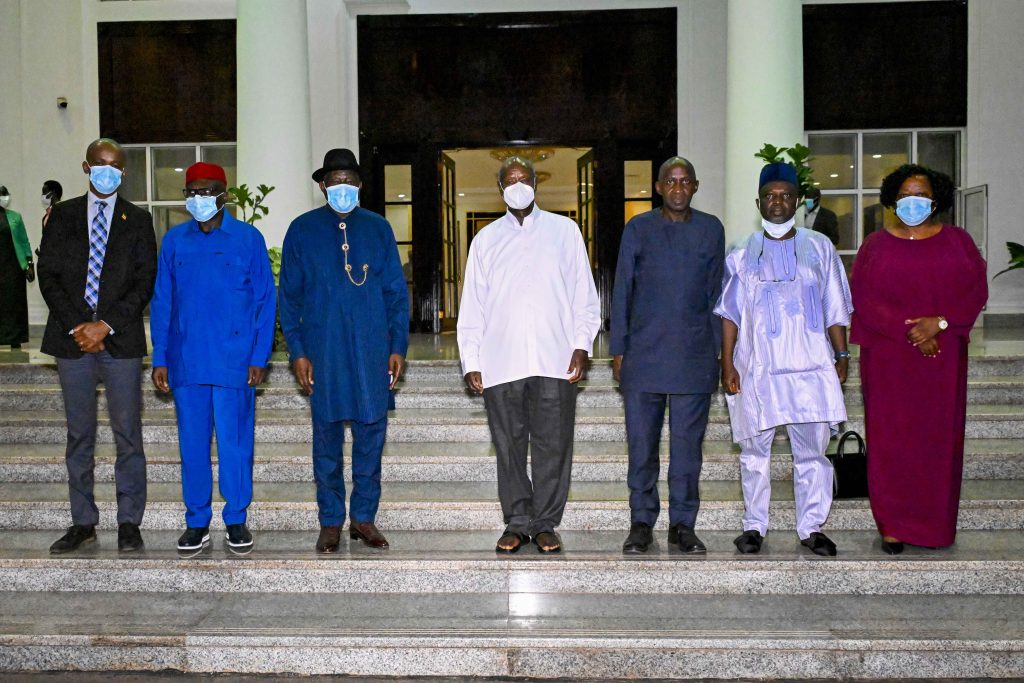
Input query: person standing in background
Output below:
<box><xmin>0</xmin><ymin>186</ymin><xmax>34</xmax><ymax>349</ymax></box>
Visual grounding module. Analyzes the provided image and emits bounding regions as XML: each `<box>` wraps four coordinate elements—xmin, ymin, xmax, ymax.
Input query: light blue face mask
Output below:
<box><xmin>185</xmin><ymin>194</ymin><xmax>223</xmax><ymax>222</ymax></box>
<box><xmin>326</xmin><ymin>183</ymin><xmax>360</xmax><ymax>214</ymax></box>
<box><xmin>804</xmin><ymin>199</ymin><xmax>816</xmax><ymax>211</ymax></box>
<box><xmin>895</xmin><ymin>195</ymin><xmax>934</xmax><ymax>227</ymax></box>
<box><xmin>89</xmin><ymin>164</ymin><xmax>123</xmax><ymax>195</ymax></box>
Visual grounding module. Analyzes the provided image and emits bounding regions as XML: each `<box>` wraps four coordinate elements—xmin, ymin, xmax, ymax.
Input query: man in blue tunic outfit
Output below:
<box><xmin>150</xmin><ymin>162</ymin><xmax>276</xmax><ymax>555</ymax></box>
<box><xmin>279</xmin><ymin>148</ymin><xmax>409</xmax><ymax>553</ymax></box>
<box><xmin>714</xmin><ymin>162</ymin><xmax>852</xmax><ymax>557</ymax></box>
<box><xmin>610</xmin><ymin>157</ymin><xmax>725</xmax><ymax>555</ymax></box>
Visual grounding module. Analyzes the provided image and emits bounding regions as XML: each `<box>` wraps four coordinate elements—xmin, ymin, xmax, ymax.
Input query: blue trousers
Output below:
<box><xmin>56</xmin><ymin>351</ymin><xmax>146</xmax><ymax>526</ymax></box>
<box><xmin>312</xmin><ymin>413</ymin><xmax>387</xmax><ymax>526</ymax></box>
<box><xmin>623</xmin><ymin>390</ymin><xmax>711</xmax><ymax>528</ymax></box>
<box><xmin>173</xmin><ymin>384</ymin><xmax>255</xmax><ymax>528</ymax></box>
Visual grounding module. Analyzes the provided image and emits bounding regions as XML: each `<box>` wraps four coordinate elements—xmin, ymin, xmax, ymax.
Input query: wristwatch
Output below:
<box><xmin>937</xmin><ymin>316</ymin><xmax>949</xmax><ymax>331</ymax></box>
<box><xmin>834</xmin><ymin>351</ymin><xmax>851</xmax><ymax>361</ymax></box>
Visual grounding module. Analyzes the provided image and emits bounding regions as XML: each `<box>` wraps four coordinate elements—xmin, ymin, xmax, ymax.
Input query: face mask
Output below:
<box><xmin>89</xmin><ymin>164</ymin><xmax>123</xmax><ymax>195</ymax></box>
<box><xmin>502</xmin><ymin>182</ymin><xmax>535</xmax><ymax>211</ymax></box>
<box><xmin>762</xmin><ymin>217</ymin><xmax>796</xmax><ymax>239</ymax></box>
<box><xmin>804</xmin><ymin>199</ymin><xmax>816</xmax><ymax>211</ymax></box>
<box><xmin>185</xmin><ymin>194</ymin><xmax>223</xmax><ymax>222</ymax></box>
<box><xmin>42</xmin><ymin>193</ymin><xmax>52</xmax><ymax>207</ymax></box>
<box><xmin>326</xmin><ymin>183</ymin><xmax>360</xmax><ymax>214</ymax></box>
<box><xmin>0</xmin><ymin>196</ymin><xmax>9</xmax><ymax>209</ymax></box>
<box><xmin>895</xmin><ymin>195</ymin><xmax>934</xmax><ymax>227</ymax></box>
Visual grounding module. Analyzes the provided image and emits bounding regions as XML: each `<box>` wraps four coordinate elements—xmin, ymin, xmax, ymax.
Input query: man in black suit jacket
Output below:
<box><xmin>37</xmin><ymin>138</ymin><xmax>157</xmax><ymax>554</ymax></box>
<box><xmin>804</xmin><ymin>188</ymin><xmax>840</xmax><ymax>246</ymax></box>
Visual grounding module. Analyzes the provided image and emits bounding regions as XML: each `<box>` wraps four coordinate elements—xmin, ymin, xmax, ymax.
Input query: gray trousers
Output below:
<box><xmin>56</xmin><ymin>351</ymin><xmax>146</xmax><ymax>526</ymax></box>
<box><xmin>483</xmin><ymin>376</ymin><xmax>576</xmax><ymax>536</ymax></box>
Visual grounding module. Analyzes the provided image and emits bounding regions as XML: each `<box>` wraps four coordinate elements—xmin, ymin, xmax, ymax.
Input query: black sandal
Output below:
<box><xmin>495</xmin><ymin>531</ymin><xmax>529</xmax><ymax>554</ymax></box>
<box><xmin>533</xmin><ymin>531</ymin><xmax>562</xmax><ymax>553</ymax></box>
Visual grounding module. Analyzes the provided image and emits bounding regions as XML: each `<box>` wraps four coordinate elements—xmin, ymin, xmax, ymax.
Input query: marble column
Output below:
<box><xmin>723</xmin><ymin>0</ymin><xmax>804</xmax><ymax>245</ymax></box>
<box><xmin>236</xmin><ymin>0</ymin><xmax>314</xmax><ymax>247</ymax></box>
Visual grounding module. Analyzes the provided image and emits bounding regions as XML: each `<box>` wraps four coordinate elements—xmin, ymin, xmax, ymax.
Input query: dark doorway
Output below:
<box><xmin>357</xmin><ymin>9</ymin><xmax>677</xmax><ymax>332</ymax></box>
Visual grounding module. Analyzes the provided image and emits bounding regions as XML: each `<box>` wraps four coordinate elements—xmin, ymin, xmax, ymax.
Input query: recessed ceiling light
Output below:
<box><xmin>458</xmin><ymin>192</ymin><xmax>465</xmax><ymax>197</ymax></box>
<box><xmin>813</xmin><ymin>182</ymin><xmax>821</xmax><ymax>186</ymax></box>
<box><xmin>872</xmin><ymin>154</ymin><xmax>882</xmax><ymax>159</ymax></box>
<box><xmin>640</xmin><ymin>190</ymin><xmax>647</xmax><ymax>194</ymax></box>
<box><xmin>849</xmin><ymin>165</ymin><xmax>854</xmax><ymax>169</ymax></box>
<box><xmin>397</xmin><ymin>194</ymin><xmax>406</xmax><ymax>199</ymax></box>
<box><xmin>829</xmin><ymin>173</ymin><xmax>839</xmax><ymax>178</ymax></box>
<box><xmin>173</xmin><ymin>168</ymin><xmax>183</xmax><ymax>172</ymax></box>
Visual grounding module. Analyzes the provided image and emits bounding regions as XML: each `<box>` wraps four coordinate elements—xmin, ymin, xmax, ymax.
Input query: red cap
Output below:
<box><xmin>185</xmin><ymin>162</ymin><xmax>227</xmax><ymax>186</ymax></box>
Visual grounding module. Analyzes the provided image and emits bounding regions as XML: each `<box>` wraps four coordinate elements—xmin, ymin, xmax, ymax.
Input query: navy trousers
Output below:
<box><xmin>623</xmin><ymin>390</ymin><xmax>711</xmax><ymax>528</ymax></box>
<box><xmin>172</xmin><ymin>384</ymin><xmax>255</xmax><ymax>528</ymax></box>
<box><xmin>312</xmin><ymin>412</ymin><xmax>387</xmax><ymax>526</ymax></box>
<box><xmin>56</xmin><ymin>351</ymin><xmax>146</xmax><ymax>526</ymax></box>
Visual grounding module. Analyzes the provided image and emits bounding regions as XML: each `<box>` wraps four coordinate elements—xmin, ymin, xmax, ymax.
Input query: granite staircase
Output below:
<box><xmin>0</xmin><ymin>349</ymin><xmax>1022</xmax><ymax>679</ymax></box>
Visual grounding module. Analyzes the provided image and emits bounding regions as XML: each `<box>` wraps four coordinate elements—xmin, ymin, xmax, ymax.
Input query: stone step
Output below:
<box><xmin>1</xmin><ymin>529</ymin><xmax>1022</xmax><ymax>596</ymax></box>
<box><xmin>1</xmin><ymin>590</ymin><xmax>1022</xmax><ymax>678</ymax></box>
<box><xmin>3</xmin><ymin>375</ymin><xmax>1024</xmax><ymax>411</ymax></box>
<box><xmin>1</xmin><ymin>480</ymin><xmax>1022</xmax><ymax>531</ymax></box>
<box><xmin>2</xmin><ymin>352</ymin><xmax>1023</xmax><ymax>386</ymax></box>
<box><xmin>0</xmin><ymin>404</ymin><xmax>1022</xmax><ymax>444</ymax></box>
<box><xmin>1</xmin><ymin>439</ymin><xmax>1019</xmax><ymax>482</ymax></box>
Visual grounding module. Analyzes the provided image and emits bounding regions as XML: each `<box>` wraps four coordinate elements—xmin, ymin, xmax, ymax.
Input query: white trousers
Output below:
<box><xmin>739</xmin><ymin>422</ymin><xmax>833</xmax><ymax>540</ymax></box>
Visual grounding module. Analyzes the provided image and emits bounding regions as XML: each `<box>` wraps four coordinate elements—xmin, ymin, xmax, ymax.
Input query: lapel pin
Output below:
<box><xmin>121</xmin><ymin>213</ymin><xmax>127</xmax><ymax>220</ymax></box>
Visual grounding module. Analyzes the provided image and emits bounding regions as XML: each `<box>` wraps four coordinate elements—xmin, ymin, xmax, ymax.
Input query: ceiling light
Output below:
<box><xmin>813</xmin><ymin>182</ymin><xmax>821</xmax><ymax>186</ymax></box>
<box><xmin>872</xmin><ymin>154</ymin><xmax>882</xmax><ymax>159</ymax></box>
<box><xmin>458</xmin><ymin>192</ymin><xmax>465</xmax><ymax>197</ymax></box>
<box><xmin>173</xmin><ymin>168</ymin><xmax>183</xmax><ymax>172</ymax></box>
<box><xmin>397</xmin><ymin>194</ymin><xmax>406</xmax><ymax>199</ymax></box>
<box><xmin>849</xmin><ymin>165</ymin><xmax>854</xmax><ymax>169</ymax></box>
<box><xmin>829</xmin><ymin>173</ymin><xmax>839</xmax><ymax>178</ymax></box>
<box><xmin>640</xmin><ymin>190</ymin><xmax>647</xmax><ymax>194</ymax></box>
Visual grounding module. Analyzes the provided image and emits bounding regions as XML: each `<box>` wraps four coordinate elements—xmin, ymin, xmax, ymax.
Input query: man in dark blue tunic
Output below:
<box><xmin>279</xmin><ymin>148</ymin><xmax>409</xmax><ymax>553</ymax></box>
<box><xmin>610</xmin><ymin>157</ymin><xmax>725</xmax><ymax>554</ymax></box>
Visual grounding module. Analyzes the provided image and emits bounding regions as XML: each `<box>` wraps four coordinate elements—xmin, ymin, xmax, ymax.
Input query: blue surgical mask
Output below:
<box><xmin>185</xmin><ymin>194</ymin><xmax>223</xmax><ymax>222</ymax></box>
<box><xmin>326</xmin><ymin>183</ymin><xmax>360</xmax><ymax>214</ymax></box>
<box><xmin>89</xmin><ymin>164</ymin><xmax>123</xmax><ymax>195</ymax></box>
<box><xmin>804</xmin><ymin>199</ymin><xmax>816</xmax><ymax>211</ymax></box>
<box><xmin>895</xmin><ymin>195</ymin><xmax>934</xmax><ymax>227</ymax></box>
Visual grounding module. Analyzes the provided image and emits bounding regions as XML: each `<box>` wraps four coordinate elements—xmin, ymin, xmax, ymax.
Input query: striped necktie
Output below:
<box><xmin>85</xmin><ymin>200</ymin><xmax>109</xmax><ymax>311</ymax></box>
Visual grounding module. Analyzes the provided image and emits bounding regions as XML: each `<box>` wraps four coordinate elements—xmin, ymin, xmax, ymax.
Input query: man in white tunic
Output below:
<box><xmin>458</xmin><ymin>156</ymin><xmax>601</xmax><ymax>554</ymax></box>
<box><xmin>714</xmin><ymin>162</ymin><xmax>852</xmax><ymax>557</ymax></box>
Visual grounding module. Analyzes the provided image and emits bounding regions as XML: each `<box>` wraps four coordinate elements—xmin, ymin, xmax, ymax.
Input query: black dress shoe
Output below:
<box><xmin>622</xmin><ymin>522</ymin><xmax>654</xmax><ymax>554</ymax></box>
<box><xmin>668</xmin><ymin>524</ymin><xmax>707</xmax><ymax>554</ymax></box>
<box><xmin>117</xmin><ymin>523</ymin><xmax>144</xmax><ymax>552</ymax></box>
<box><xmin>316</xmin><ymin>525</ymin><xmax>341</xmax><ymax>553</ymax></box>
<box><xmin>49</xmin><ymin>525</ymin><xmax>96</xmax><ymax>554</ymax></box>
<box><xmin>881</xmin><ymin>539</ymin><xmax>905</xmax><ymax>555</ymax></box>
<box><xmin>225</xmin><ymin>524</ymin><xmax>253</xmax><ymax>555</ymax></box>
<box><xmin>733</xmin><ymin>529</ymin><xmax>764</xmax><ymax>554</ymax></box>
<box><xmin>177</xmin><ymin>527</ymin><xmax>210</xmax><ymax>552</ymax></box>
<box><xmin>350</xmin><ymin>521</ymin><xmax>389</xmax><ymax>549</ymax></box>
<box><xmin>800</xmin><ymin>532</ymin><xmax>838</xmax><ymax>557</ymax></box>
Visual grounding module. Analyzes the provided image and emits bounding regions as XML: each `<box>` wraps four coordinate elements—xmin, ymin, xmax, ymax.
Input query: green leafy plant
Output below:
<box><xmin>755</xmin><ymin>143</ymin><xmax>815</xmax><ymax>199</ymax></box>
<box><xmin>266</xmin><ymin>246</ymin><xmax>287</xmax><ymax>353</ymax></box>
<box><xmin>229</xmin><ymin>183</ymin><xmax>275</xmax><ymax>225</ymax></box>
<box><xmin>994</xmin><ymin>242</ymin><xmax>1024</xmax><ymax>279</ymax></box>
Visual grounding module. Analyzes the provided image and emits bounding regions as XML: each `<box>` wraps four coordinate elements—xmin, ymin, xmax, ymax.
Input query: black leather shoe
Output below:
<box><xmin>225</xmin><ymin>524</ymin><xmax>253</xmax><ymax>555</ymax></box>
<box><xmin>117</xmin><ymin>523</ymin><xmax>144</xmax><ymax>552</ymax></box>
<box><xmin>316</xmin><ymin>525</ymin><xmax>341</xmax><ymax>553</ymax></box>
<box><xmin>622</xmin><ymin>522</ymin><xmax>654</xmax><ymax>554</ymax></box>
<box><xmin>49</xmin><ymin>525</ymin><xmax>96</xmax><ymax>554</ymax></box>
<box><xmin>177</xmin><ymin>527</ymin><xmax>210</xmax><ymax>552</ymax></box>
<box><xmin>800</xmin><ymin>532</ymin><xmax>838</xmax><ymax>557</ymax></box>
<box><xmin>881</xmin><ymin>539</ymin><xmax>905</xmax><ymax>555</ymax></box>
<box><xmin>734</xmin><ymin>529</ymin><xmax>764</xmax><ymax>554</ymax></box>
<box><xmin>350</xmin><ymin>521</ymin><xmax>390</xmax><ymax>549</ymax></box>
<box><xmin>668</xmin><ymin>524</ymin><xmax>707</xmax><ymax>554</ymax></box>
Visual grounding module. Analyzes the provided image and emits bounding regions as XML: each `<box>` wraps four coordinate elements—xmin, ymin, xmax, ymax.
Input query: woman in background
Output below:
<box><xmin>0</xmin><ymin>186</ymin><xmax>34</xmax><ymax>349</ymax></box>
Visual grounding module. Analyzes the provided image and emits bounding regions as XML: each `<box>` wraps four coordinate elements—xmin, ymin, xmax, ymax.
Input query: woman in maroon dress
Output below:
<box><xmin>851</xmin><ymin>164</ymin><xmax>987</xmax><ymax>555</ymax></box>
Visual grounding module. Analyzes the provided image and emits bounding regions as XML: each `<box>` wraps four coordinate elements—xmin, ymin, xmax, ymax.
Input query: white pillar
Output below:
<box><xmin>724</xmin><ymin>0</ymin><xmax>804</xmax><ymax>246</ymax></box>
<box><xmin>237</xmin><ymin>0</ymin><xmax>314</xmax><ymax>247</ymax></box>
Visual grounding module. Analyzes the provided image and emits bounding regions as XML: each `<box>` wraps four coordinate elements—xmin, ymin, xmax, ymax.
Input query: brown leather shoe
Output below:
<box><xmin>316</xmin><ymin>525</ymin><xmax>341</xmax><ymax>553</ymax></box>
<box><xmin>349</xmin><ymin>521</ymin><xmax>389</xmax><ymax>549</ymax></box>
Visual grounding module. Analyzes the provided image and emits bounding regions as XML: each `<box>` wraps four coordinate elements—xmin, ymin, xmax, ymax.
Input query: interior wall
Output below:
<box><xmin>966</xmin><ymin>0</ymin><xmax>1024</xmax><ymax>315</ymax></box>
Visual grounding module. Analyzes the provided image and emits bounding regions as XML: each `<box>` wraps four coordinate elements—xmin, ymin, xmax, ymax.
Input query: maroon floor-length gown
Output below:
<box><xmin>851</xmin><ymin>225</ymin><xmax>987</xmax><ymax>547</ymax></box>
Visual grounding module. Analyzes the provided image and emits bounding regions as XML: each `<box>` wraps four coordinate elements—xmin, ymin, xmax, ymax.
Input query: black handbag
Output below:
<box><xmin>828</xmin><ymin>430</ymin><xmax>869</xmax><ymax>499</ymax></box>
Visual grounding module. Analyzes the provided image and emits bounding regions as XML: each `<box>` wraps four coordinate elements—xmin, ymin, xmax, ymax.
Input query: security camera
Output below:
<box><xmin>57</xmin><ymin>97</ymin><xmax>68</xmax><ymax>109</ymax></box>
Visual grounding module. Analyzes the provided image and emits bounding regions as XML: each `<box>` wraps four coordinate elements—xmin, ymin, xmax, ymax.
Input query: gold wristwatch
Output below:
<box><xmin>937</xmin><ymin>316</ymin><xmax>949</xmax><ymax>331</ymax></box>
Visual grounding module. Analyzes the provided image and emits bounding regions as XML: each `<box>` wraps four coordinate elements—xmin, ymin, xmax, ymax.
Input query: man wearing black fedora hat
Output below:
<box><xmin>278</xmin><ymin>148</ymin><xmax>409</xmax><ymax>553</ymax></box>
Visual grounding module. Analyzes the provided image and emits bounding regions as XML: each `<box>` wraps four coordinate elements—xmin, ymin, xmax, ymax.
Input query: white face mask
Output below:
<box><xmin>762</xmin><ymin>217</ymin><xmax>795</xmax><ymax>239</ymax></box>
<box><xmin>502</xmin><ymin>182</ymin><xmax>535</xmax><ymax>211</ymax></box>
<box><xmin>0</xmin><ymin>195</ymin><xmax>9</xmax><ymax>209</ymax></box>
<box><xmin>41</xmin><ymin>193</ymin><xmax>52</xmax><ymax>207</ymax></box>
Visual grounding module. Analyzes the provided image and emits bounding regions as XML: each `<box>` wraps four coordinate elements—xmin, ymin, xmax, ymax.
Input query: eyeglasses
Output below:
<box><xmin>182</xmin><ymin>188</ymin><xmax>225</xmax><ymax>198</ymax></box>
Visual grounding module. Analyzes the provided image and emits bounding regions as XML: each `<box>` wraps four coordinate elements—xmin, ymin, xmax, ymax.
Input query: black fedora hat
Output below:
<box><xmin>312</xmin><ymin>148</ymin><xmax>361</xmax><ymax>182</ymax></box>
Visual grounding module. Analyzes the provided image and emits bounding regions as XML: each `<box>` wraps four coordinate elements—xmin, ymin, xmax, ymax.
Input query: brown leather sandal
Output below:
<box><xmin>495</xmin><ymin>531</ymin><xmax>529</xmax><ymax>554</ymax></box>
<box><xmin>533</xmin><ymin>531</ymin><xmax>562</xmax><ymax>553</ymax></box>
